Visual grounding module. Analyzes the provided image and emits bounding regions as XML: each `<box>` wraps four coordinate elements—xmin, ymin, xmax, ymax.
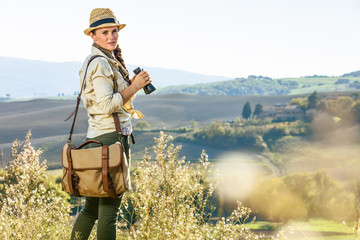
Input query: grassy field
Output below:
<box><xmin>280</xmin><ymin>77</ymin><xmax>360</xmax><ymax>95</ymax></box>
<box><xmin>246</xmin><ymin>219</ymin><xmax>354</xmax><ymax>239</ymax></box>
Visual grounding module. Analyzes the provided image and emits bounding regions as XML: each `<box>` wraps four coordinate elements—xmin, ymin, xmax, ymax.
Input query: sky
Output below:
<box><xmin>0</xmin><ymin>0</ymin><xmax>359</xmax><ymax>79</ymax></box>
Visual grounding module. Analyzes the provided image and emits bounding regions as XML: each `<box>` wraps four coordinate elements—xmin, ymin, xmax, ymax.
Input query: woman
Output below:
<box><xmin>71</xmin><ymin>8</ymin><xmax>151</xmax><ymax>240</ymax></box>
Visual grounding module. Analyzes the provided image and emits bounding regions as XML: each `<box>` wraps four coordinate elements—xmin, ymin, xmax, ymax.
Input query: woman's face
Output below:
<box><xmin>90</xmin><ymin>26</ymin><xmax>119</xmax><ymax>51</ymax></box>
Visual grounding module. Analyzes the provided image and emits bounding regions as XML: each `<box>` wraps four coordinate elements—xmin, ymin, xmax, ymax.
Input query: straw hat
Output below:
<box><xmin>84</xmin><ymin>8</ymin><xmax>126</xmax><ymax>35</ymax></box>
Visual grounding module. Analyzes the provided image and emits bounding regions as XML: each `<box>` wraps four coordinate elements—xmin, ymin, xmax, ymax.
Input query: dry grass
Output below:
<box><xmin>0</xmin><ymin>131</ymin><xmax>295</xmax><ymax>239</ymax></box>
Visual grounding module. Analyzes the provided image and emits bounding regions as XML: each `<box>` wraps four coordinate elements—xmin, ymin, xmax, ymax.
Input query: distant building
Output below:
<box><xmin>257</xmin><ymin>104</ymin><xmax>305</xmax><ymax>122</ymax></box>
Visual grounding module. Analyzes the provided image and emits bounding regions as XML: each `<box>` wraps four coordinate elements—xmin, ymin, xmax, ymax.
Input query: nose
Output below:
<box><xmin>110</xmin><ymin>32</ymin><xmax>117</xmax><ymax>40</ymax></box>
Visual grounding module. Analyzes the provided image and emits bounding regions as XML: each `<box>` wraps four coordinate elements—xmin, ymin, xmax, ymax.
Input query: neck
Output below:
<box><xmin>93</xmin><ymin>43</ymin><xmax>114</xmax><ymax>59</ymax></box>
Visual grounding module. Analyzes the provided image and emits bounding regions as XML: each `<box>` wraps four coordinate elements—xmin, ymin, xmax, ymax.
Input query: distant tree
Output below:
<box><xmin>343</xmin><ymin>70</ymin><xmax>360</xmax><ymax>77</ymax></box>
<box><xmin>282</xmin><ymin>170</ymin><xmax>355</xmax><ymax>220</ymax></box>
<box><xmin>351</xmin><ymin>92</ymin><xmax>360</xmax><ymax>98</ymax></box>
<box><xmin>242</xmin><ymin>102</ymin><xmax>252</xmax><ymax>119</ymax></box>
<box><xmin>335</xmin><ymin>79</ymin><xmax>350</xmax><ymax>85</ymax></box>
<box><xmin>0</xmin><ymin>148</ymin><xmax>3</xmax><ymax>169</ymax></box>
<box><xmin>253</xmin><ymin>104</ymin><xmax>263</xmax><ymax>116</ymax></box>
<box><xmin>352</xmin><ymin>100</ymin><xmax>360</xmax><ymax>122</ymax></box>
<box><xmin>307</xmin><ymin>91</ymin><xmax>318</xmax><ymax>109</ymax></box>
<box><xmin>5</xmin><ymin>94</ymin><xmax>10</xmax><ymax>99</ymax></box>
<box><xmin>290</xmin><ymin>97</ymin><xmax>308</xmax><ymax>111</ymax></box>
<box><xmin>136</xmin><ymin>120</ymin><xmax>150</xmax><ymax>130</ymax></box>
<box><xmin>324</xmin><ymin>96</ymin><xmax>354</xmax><ymax>118</ymax></box>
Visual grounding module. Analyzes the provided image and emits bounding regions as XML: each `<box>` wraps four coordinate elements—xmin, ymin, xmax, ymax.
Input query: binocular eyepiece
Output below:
<box><xmin>133</xmin><ymin>67</ymin><xmax>156</xmax><ymax>95</ymax></box>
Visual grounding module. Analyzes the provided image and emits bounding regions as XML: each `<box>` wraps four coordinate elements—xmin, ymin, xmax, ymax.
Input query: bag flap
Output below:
<box><xmin>62</xmin><ymin>142</ymin><xmax>123</xmax><ymax>170</ymax></box>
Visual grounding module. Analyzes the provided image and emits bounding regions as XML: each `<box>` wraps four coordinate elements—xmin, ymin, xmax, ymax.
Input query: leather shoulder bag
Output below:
<box><xmin>61</xmin><ymin>55</ymin><xmax>130</xmax><ymax>199</ymax></box>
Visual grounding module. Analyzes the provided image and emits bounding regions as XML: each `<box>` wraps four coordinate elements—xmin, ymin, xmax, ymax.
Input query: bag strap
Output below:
<box><xmin>65</xmin><ymin>55</ymin><xmax>122</xmax><ymax>143</ymax></box>
<box><xmin>112</xmin><ymin>113</ymin><xmax>122</xmax><ymax>133</ymax></box>
<box><xmin>102</xmin><ymin>145</ymin><xmax>110</xmax><ymax>191</ymax></box>
<box><xmin>112</xmin><ymin>112</ymin><xmax>135</xmax><ymax>144</ymax></box>
<box><xmin>66</xmin><ymin>55</ymin><xmax>103</xmax><ymax>143</ymax></box>
<box><xmin>77</xmin><ymin>140</ymin><xmax>103</xmax><ymax>149</ymax></box>
<box><xmin>101</xmin><ymin>145</ymin><xmax>118</xmax><ymax>199</ymax></box>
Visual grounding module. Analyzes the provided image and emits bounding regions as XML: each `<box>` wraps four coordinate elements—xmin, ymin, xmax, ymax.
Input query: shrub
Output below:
<box><xmin>117</xmin><ymin>132</ymin><xmax>290</xmax><ymax>239</ymax></box>
<box><xmin>246</xmin><ymin>171</ymin><xmax>356</xmax><ymax>222</ymax></box>
<box><xmin>246</xmin><ymin>178</ymin><xmax>308</xmax><ymax>222</ymax></box>
<box><xmin>0</xmin><ymin>131</ymin><xmax>291</xmax><ymax>239</ymax></box>
<box><xmin>192</xmin><ymin>121</ymin><xmax>268</xmax><ymax>151</ymax></box>
<box><xmin>119</xmin><ymin>132</ymin><xmax>216</xmax><ymax>238</ymax></box>
<box><xmin>263</xmin><ymin>126</ymin><xmax>289</xmax><ymax>146</ymax></box>
<box><xmin>284</xmin><ymin>171</ymin><xmax>355</xmax><ymax>221</ymax></box>
<box><xmin>0</xmin><ymin>131</ymin><xmax>72</xmax><ymax>239</ymax></box>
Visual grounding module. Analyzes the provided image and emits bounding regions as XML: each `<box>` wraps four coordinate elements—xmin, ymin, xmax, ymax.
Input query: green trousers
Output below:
<box><xmin>71</xmin><ymin>132</ymin><xmax>130</xmax><ymax>240</ymax></box>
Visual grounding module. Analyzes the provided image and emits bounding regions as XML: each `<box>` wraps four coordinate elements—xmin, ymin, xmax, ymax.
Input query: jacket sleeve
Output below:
<box><xmin>90</xmin><ymin>58</ymin><xmax>123</xmax><ymax>115</ymax></box>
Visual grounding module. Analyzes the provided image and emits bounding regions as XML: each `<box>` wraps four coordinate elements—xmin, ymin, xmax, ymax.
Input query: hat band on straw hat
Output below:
<box><xmin>90</xmin><ymin>18</ymin><xmax>118</xmax><ymax>28</ymax></box>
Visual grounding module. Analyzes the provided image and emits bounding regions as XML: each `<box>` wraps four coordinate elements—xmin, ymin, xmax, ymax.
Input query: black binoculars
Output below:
<box><xmin>133</xmin><ymin>67</ymin><xmax>156</xmax><ymax>95</ymax></box>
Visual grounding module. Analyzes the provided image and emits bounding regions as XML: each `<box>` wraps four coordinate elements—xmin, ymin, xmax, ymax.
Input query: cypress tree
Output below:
<box><xmin>242</xmin><ymin>102</ymin><xmax>252</xmax><ymax>119</ymax></box>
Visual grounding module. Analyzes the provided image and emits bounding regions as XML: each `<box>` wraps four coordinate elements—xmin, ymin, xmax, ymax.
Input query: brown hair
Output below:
<box><xmin>113</xmin><ymin>45</ymin><xmax>130</xmax><ymax>84</ymax></box>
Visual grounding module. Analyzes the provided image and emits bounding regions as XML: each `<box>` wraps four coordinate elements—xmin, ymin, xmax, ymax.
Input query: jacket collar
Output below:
<box><xmin>92</xmin><ymin>43</ymin><xmax>113</xmax><ymax>58</ymax></box>
<box><xmin>91</xmin><ymin>45</ymin><xmax>120</xmax><ymax>66</ymax></box>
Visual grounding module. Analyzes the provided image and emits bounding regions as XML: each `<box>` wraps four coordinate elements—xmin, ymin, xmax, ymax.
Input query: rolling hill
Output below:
<box><xmin>0</xmin><ymin>56</ymin><xmax>230</xmax><ymax>99</ymax></box>
<box><xmin>156</xmin><ymin>75</ymin><xmax>360</xmax><ymax>96</ymax></box>
<box><xmin>1</xmin><ymin>56</ymin><xmax>359</xmax><ymax>100</ymax></box>
<box><xmin>0</xmin><ymin>94</ymin><xmax>300</xmax><ymax>164</ymax></box>
<box><xmin>0</xmin><ymin>94</ymin><xmax>300</xmax><ymax>144</ymax></box>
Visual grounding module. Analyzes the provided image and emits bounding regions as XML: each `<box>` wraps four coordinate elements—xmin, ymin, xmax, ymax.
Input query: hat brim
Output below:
<box><xmin>84</xmin><ymin>23</ymin><xmax>126</xmax><ymax>35</ymax></box>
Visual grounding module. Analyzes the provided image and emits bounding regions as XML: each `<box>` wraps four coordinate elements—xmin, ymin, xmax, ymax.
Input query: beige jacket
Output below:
<box><xmin>80</xmin><ymin>46</ymin><xmax>136</xmax><ymax>138</ymax></box>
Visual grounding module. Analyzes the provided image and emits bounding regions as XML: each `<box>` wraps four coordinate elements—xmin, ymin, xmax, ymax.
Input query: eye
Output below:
<box><xmin>102</xmin><ymin>30</ymin><xmax>108</xmax><ymax>35</ymax></box>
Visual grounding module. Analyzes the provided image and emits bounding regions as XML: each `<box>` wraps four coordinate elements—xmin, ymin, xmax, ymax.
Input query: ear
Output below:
<box><xmin>90</xmin><ymin>32</ymin><xmax>96</xmax><ymax>41</ymax></box>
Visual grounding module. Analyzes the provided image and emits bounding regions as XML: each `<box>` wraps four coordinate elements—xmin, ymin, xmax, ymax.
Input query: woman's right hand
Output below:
<box><xmin>131</xmin><ymin>70</ymin><xmax>152</xmax><ymax>92</ymax></box>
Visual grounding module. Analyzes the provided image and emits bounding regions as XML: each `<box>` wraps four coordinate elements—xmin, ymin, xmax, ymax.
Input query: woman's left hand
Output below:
<box><xmin>131</xmin><ymin>70</ymin><xmax>151</xmax><ymax>92</ymax></box>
